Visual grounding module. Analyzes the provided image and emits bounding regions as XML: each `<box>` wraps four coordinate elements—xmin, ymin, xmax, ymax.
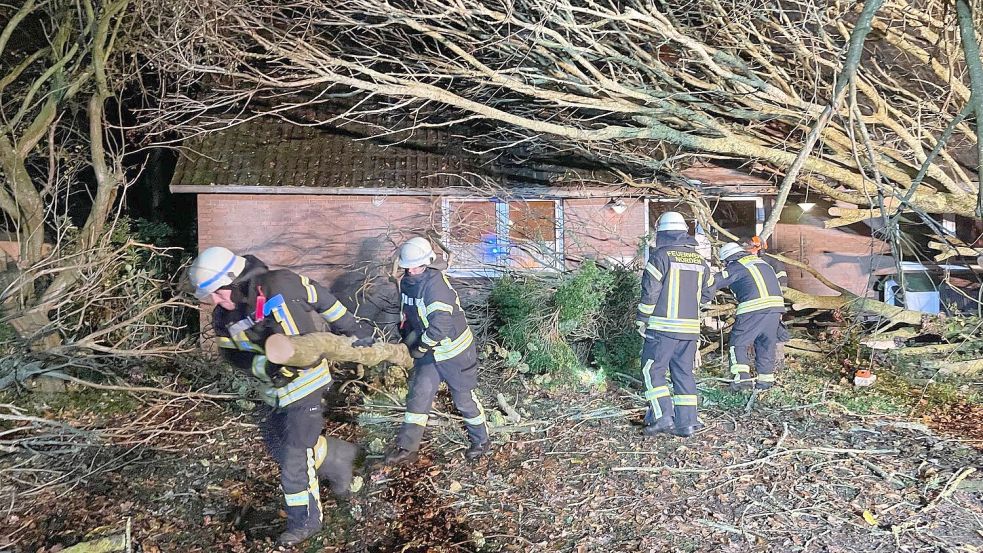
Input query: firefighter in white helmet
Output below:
<box><xmin>636</xmin><ymin>212</ymin><xmax>712</xmax><ymax>438</ymax></box>
<box><xmin>189</xmin><ymin>246</ymin><xmax>374</xmax><ymax>546</ymax></box>
<box><xmin>702</xmin><ymin>242</ymin><xmax>785</xmax><ymax>390</ymax></box>
<box><xmin>747</xmin><ymin>236</ymin><xmax>790</xmax><ymax>367</ymax></box>
<box><xmin>385</xmin><ymin>237</ymin><xmax>490</xmax><ymax>464</ymax></box>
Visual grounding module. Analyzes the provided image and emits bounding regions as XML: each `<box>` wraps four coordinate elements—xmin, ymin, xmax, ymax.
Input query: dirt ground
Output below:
<box><xmin>3</xmin><ymin>357</ymin><xmax>983</xmax><ymax>553</ymax></box>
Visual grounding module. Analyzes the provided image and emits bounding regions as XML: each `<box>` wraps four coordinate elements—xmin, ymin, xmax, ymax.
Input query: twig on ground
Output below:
<box><xmin>44</xmin><ymin>372</ymin><xmax>239</xmax><ymax>400</ymax></box>
<box><xmin>613</xmin><ymin>447</ymin><xmax>898</xmax><ymax>474</ymax></box>
<box><xmin>744</xmin><ymin>389</ymin><xmax>760</xmax><ymax>415</ymax></box>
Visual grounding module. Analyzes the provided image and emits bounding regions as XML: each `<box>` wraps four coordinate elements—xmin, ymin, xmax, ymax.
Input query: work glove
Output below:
<box><xmin>256</xmin><ymin>384</ymin><xmax>278</xmax><ymax>408</ymax></box>
<box><xmin>409</xmin><ymin>345</ymin><xmax>427</xmax><ymax>359</ymax></box>
<box><xmin>270</xmin><ymin>366</ymin><xmax>295</xmax><ymax>388</ymax></box>
<box><xmin>352</xmin><ymin>335</ymin><xmax>375</xmax><ymax>348</ymax></box>
<box><xmin>635</xmin><ymin>320</ymin><xmax>647</xmax><ymax>338</ymax></box>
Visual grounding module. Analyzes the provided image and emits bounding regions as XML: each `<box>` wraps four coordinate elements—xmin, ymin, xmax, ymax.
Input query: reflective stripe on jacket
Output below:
<box><xmin>761</xmin><ymin>254</ymin><xmax>788</xmax><ymax>287</ymax></box>
<box><xmin>400</xmin><ymin>268</ymin><xmax>476</xmax><ymax>364</ymax></box>
<box><xmin>213</xmin><ymin>257</ymin><xmax>370</xmax><ymax>408</ymax></box>
<box><xmin>703</xmin><ymin>254</ymin><xmax>786</xmax><ymax>315</ymax></box>
<box><xmin>636</xmin><ymin>232</ymin><xmax>713</xmax><ymax>339</ymax></box>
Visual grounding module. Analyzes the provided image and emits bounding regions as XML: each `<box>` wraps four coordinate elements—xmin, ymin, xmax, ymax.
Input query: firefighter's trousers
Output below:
<box><xmin>396</xmin><ymin>360</ymin><xmax>489</xmax><ymax>452</ymax></box>
<box><xmin>641</xmin><ymin>331</ymin><xmax>699</xmax><ymax>428</ymax></box>
<box><xmin>728</xmin><ymin>311</ymin><xmax>782</xmax><ymax>385</ymax></box>
<box><xmin>777</xmin><ymin>320</ymin><xmax>790</xmax><ymax>343</ymax></box>
<box><xmin>259</xmin><ymin>390</ymin><xmax>327</xmax><ymax>532</ymax></box>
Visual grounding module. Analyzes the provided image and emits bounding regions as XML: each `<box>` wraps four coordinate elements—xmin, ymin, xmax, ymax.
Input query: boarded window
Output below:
<box><xmin>445</xmin><ymin>199</ymin><xmax>562</xmax><ymax>275</ymax></box>
<box><xmin>509</xmin><ymin>201</ymin><xmax>556</xmax><ymax>242</ymax></box>
<box><xmin>447</xmin><ymin>201</ymin><xmax>497</xmax><ymax>244</ymax></box>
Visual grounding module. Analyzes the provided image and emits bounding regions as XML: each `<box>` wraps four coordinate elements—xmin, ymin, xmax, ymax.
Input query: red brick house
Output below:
<box><xmin>170</xmin><ymin>118</ymin><xmax>773</xmax><ymax>279</ymax></box>
<box><xmin>170</xmin><ymin>117</ymin><xmax>908</xmax><ymax>311</ymax></box>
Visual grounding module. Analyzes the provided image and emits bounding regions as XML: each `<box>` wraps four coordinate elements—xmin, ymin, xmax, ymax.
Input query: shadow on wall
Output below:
<box><xmin>240</xmin><ymin>230</ymin><xmax>425</xmax><ymax>333</ymax></box>
<box><xmin>821</xmin><ymin>252</ymin><xmax>896</xmax><ymax>297</ymax></box>
<box><xmin>331</xmin><ymin>234</ymin><xmax>402</xmax><ymax>335</ymax></box>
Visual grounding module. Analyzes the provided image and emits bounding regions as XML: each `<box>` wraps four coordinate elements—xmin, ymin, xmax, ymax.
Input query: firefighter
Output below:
<box><xmin>748</xmin><ymin>236</ymin><xmax>788</xmax><ymax>286</ymax></box>
<box><xmin>188</xmin><ymin>246</ymin><xmax>375</xmax><ymax>546</ymax></box>
<box><xmin>747</xmin><ymin>236</ymin><xmax>790</xmax><ymax>362</ymax></box>
<box><xmin>703</xmin><ymin>242</ymin><xmax>785</xmax><ymax>390</ymax></box>
<box><xmin>385</xmin><ymin>237</ymin><xmax>490</xmax><ymax>464</ymax></box>
<box><xmin>635</xmin><ymin>212</ymin><xmax>713</xmax><ymax>438</ymax></box>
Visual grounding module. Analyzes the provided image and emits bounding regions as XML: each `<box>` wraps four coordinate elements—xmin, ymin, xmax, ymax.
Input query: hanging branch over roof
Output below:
<box><xmin>140</xmin><ymin>0</ymin><xmax>983</xmax><ymax>284</ymax></box>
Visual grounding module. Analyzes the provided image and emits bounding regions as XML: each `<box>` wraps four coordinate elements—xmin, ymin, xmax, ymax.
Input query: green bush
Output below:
<box><xmin>554</xmin><ymin>261</ymin><xmax>614</xmax><ymax>336</ymax></box>
<box><xmin>488</xmin><ymin>261</ymin><xmax>642</xmax><ymax>381</ymax></box>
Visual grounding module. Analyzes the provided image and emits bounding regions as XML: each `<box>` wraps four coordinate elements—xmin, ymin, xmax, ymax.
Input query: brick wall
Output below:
<box><xmin>198</xmin><ymin>194</ymin><xmax>436</xmax><ymax>284</ymax></box>
<box><xmin>563</xmin><ymin>197</ymin><xmax>647</xmax><ymax>265</ymax></box>
<box><xmin>199</xmin><ymin>194</ymin><xmax>650</xmax><ymax>279</ymax></box>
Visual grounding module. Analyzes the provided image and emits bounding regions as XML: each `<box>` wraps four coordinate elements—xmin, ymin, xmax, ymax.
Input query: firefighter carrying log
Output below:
<box><xmin>703</xmin><ymin>242</ymin><xmax>786</xmax><ymax>390</ymax></box>
<box><xmin>636</xmin><ymin>212</ymin><xmax>713</xmax><ymax>438</ymax></box>
<box><xmin>385</xmin><ymin>237</ymin><xmax>491</xmax><ymax>464</ymax></box>
<box><xmin>188</xmin><ymin>246</ymin><xmax>375</xmax><ymax>546</ymax></box>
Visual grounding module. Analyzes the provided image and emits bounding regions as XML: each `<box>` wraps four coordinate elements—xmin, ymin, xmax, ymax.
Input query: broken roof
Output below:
<box><xmin>170</xmin><ymin>117</ymin><xmax>776</xmax><ymax>197</ymax></box>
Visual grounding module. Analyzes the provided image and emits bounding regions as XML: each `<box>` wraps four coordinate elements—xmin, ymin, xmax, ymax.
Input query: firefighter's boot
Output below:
<box><xmin>670</xmin><ymin>422</ymin><xmax>705</xmax><ymax>438</ymax></box>
<box><xmin>464</xmin><ymin>439</ymin><xmax>490</xmax><ymax>461</ymax></box>
<box><xmin>277</xmin><ymin>506</ymin><xmax>321</xmax><ymax>547</ymax></box>
<box><xmin>384</xmin><ymin>447</ymin><xmax>419</xmax><ymax>466</ymax></box>
<box><xmin>316</xmin><ymin>438</ymin><xmax>358</xmax><ymax>499</ymax></box>
<box><xmin>642</xmin><ymin>417</ymin><xmax>676</xmax><ymax>437</ymax></box>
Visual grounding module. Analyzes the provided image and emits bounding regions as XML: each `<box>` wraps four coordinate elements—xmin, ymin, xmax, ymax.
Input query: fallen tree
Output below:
<box><xmin>143</xmin><ymin>0</ymin><xmax>982</xmax><ymax>245</ymax></box>
<box><xmin>0</xmin><ymin>1</ymin><xmax>192</xmax><ymax>358</ymax></box>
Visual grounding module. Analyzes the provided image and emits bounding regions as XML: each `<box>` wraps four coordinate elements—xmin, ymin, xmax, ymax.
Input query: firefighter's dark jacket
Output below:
<box><xmin>703</xmin><ymin>253</ymin><xmax>786</xmax><ymax>315</ymax></box>
<box><xmin>213</xmin><ymin>255</ymin><xmax>371</xmax><ymax>407</ymax></box>
<box><xmin>636</xmin><ymin>231</ymin><xmax>713</xmax><ymax>339</ymax></box>
<box><xmin>400</xmin><ymin>267</ymin><xmax>476</xmax><ymax>368</ymax></box>
<box><xmin>761</xmin><ymin>254</ymin><xmax>788</xmax><ymax>287</ymax></box>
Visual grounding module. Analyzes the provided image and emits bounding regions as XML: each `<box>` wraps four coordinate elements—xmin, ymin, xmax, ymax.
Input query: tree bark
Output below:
<box><xmin>759</xmin><ymin>0</ymin><xmax>884</xmax><ymax>242</ymax></box>
<box><xmin>265</xmin><ymin>333</ymin><xmax>414</xmax><ymax>368</ymax></box>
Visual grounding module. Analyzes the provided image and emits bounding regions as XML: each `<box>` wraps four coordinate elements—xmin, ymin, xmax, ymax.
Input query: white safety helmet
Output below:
<box><xmin>718</xmin><ymin>242</ymin><xmax>746</xmax><ymax>261</ymax></box>
<box><xmin>656</xmin><ymin>211</ymin><xmax>688</xmax><ymax>232</ymax></box>
<box><xmin>398</xmin><ymin>237</ymin><xmax>436</xmax><ymax>269</ymax></box>
<box><xmin>188</xmin><ymin>246</ymin><xmax>247</xmax><ymax>300</ymax></box>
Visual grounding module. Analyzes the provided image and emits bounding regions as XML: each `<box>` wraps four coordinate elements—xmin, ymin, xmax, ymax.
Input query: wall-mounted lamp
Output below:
<box><xmin>606</xmin><ymin>198</ymin><xmax>628</xmax><ymax>214</ymax></box>
<box><xmin>797</xmin><ymin>183</ymin><xmax>814</xmax><ymax>212</ymax></box>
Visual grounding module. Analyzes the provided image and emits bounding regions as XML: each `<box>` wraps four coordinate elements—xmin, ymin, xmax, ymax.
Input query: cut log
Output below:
<box><xmin>265</xmin><ymin>333</ymin><xmax>413</xmax><ymax>368</ymax></box>
<box><xmin>785</xmin><ymin>338</ymin><xmax>824</xmax><ymax>353</ymax></box>
<box><xmin>784</xmin><ymin>288</ymin><xmax>926</xmax><ymax>326</ymax></box>
<box><xmin>61</xmin><ymin>533</ymin><xmax>128</xmax><ymax>553</ymax></box>
<box><xmin>928</xmin><ymin>241</ymin><xmax>981</xmax><ymax>261</ymax></box>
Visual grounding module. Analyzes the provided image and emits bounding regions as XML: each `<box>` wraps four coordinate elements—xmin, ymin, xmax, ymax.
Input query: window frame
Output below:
<box><xmin>441</xmin><ymin>197</ymin><xmax>564</xmax><ymax>277</ymax></box>
<box><xmin>643</xmin><ymin>196</ymin><xmax>763</xmax><ymax>262</ymax></box>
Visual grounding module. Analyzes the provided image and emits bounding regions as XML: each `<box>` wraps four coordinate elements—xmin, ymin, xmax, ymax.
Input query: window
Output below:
<box><xmin>443</xmin><ymin>198</ymin><xmax>563</xmax><ymax>275</ymax></box>
<box><xmin>646</xmin><ymin>197</ymin><xmax>763</xmax><ymax>239</ymax></box>
<box><xmin>956</xmin><ymin>215</ymin><xmax>983</xmax><ymax>247</ymax></box>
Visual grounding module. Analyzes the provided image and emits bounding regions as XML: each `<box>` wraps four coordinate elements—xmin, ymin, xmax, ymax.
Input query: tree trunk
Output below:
<box><xmin>265</xmin><ymin>333</ymin><xmax>414</xmax><ymax>368</ymax></box>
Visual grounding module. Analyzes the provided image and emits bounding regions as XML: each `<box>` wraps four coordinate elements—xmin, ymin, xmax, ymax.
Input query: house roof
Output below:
<box><xmin>171</xmin><ymin>117</ymin><xmax>490</xmax><ymax>190</ymax></box>
<box><xmin>170</xmin><ymin>117</ymin><xmax>776</xmax><ymax>198</ymax></box>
